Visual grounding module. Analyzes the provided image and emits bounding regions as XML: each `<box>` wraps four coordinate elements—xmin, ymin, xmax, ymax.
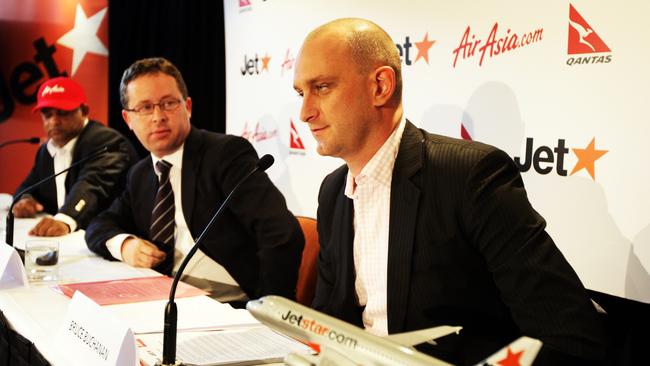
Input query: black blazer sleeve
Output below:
<box><xmin>207</xmin><ymin>136</ymin><xmax>304</xmax><ymax>299</ymax></box>
<box><xmin>60</xmin><ymin>121</ymin><xmax>138</xmax><ymax>229</ymax></box>
<box><xmin>459</xmin><ymin>147</ymin><xmax>607</xmax><ymax>362</ymax></box>
<box><xmin>14</xmin><ymin>145</ymin><xmax>58</xmax><ymax>215</ymax></box>
<box><xmin>84</xmin><ymin>159</ymin><xmax>149</xmax><ymax>260</ymax></box>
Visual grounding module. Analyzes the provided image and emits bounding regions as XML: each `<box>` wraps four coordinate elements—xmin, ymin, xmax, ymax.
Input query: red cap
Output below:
<box><xmin>32</xmin><ymin>77</ymin><xmax>87</xmax><ymax>113</ymax></box>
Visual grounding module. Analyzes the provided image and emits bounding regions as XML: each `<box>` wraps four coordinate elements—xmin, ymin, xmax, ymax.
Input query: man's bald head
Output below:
<box><xmin>304</xmin><ymin>18</ymin><xmax>402</xmax><ymax>105</ymax></box>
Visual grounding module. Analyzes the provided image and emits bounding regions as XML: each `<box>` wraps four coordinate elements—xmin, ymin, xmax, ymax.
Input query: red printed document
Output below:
<box><xmin>54</xmin><ymin>276</ymin><xmax>208</xmax><ymax>305</ymax></box>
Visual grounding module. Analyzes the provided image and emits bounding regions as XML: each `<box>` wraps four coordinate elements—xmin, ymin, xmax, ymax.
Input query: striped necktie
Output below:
<box><xmin>150</xmin><ymin>160</ymin><xmax>175</xmax><ymax>274</ymax></box>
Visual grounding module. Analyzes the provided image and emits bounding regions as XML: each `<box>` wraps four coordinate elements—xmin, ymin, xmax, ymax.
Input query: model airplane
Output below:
<box><xmin>247</xmin><ymin>295</ymin><xmax>542</xmax><ymax>366</ymax></box>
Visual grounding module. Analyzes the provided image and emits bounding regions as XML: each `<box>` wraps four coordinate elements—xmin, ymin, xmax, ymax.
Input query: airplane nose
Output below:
<box><xmin>245</xmin><ymin>298</ymin><xmax>262</xmax><ymax>312</ymax></box>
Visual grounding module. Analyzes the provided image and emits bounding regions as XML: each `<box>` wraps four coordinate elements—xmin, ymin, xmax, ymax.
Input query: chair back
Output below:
<box><xmin>295</xmin><ymin>216</ymin><xmax>319</xmax><ymax>306</ymax></box>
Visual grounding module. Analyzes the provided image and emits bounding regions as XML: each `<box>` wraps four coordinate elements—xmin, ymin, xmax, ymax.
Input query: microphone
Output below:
<box><xmin>5</xmin><ymin>145</ymin><xmax>111</xmax><ymax>250</ymax></box>
<box><xmin>159</xmin><ymin>154</ymin><xmax>275</xmax><ymax>366</ymax></box>
<box><xmin>0</xmin><ymin>137</ymin><xmax>41</xmax><ymax>148</ymax></box>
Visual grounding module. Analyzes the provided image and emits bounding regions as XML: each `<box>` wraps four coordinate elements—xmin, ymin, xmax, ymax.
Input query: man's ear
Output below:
<box><xmin>372</xmin><ymin>66</ymin><xmax>396</xmax><ymax>107</ymax></box>
<box><xmin>79</xmin><ymin>104</ymin><xmax>90</xmax><ymax>117</ymax></box>
<box><xmin>122</xmin><ymin>110</ymin><xmax>134</xmax><ymax>130</ymax></box>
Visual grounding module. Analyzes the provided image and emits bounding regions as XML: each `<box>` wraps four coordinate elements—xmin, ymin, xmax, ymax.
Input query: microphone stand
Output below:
<box><xmin>159</xmin><ymin>154</ymin><xmax>274</xmax><ymax>366</ymax></box>
<box><xmin>5</xmin><ymin>146</ymin><xmax>109</xmax><ymax>256</ymax></box>
<box><xmin>0</xmin><ymin>137</ymin><xmax>40</xmax><ymax>149</ymax></box>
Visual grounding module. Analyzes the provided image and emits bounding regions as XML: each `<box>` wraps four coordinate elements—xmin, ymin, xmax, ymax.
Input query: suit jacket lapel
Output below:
<box><xmin>335</xmin><ymin>176</ymin><xmax>359</xmax><ymax>314</ymax></box>
<box><xmin>143</xmin><ymin>161</ymin><xmax>157</xmax><ymax>235</ymax></box>
<box><xmin>387</xmin><ymin>120</ymin><xmax>423</xmax><ymax>333</ymax></box>
<box><xmin>181</xmin><ymin>127</ymin><xmax>201</xmax><ymax>229</ymax></box>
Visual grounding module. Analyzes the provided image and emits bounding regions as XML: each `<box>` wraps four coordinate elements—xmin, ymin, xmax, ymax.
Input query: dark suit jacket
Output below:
<box><xmin>15</xmin><ymin>120</ymin><xmax>138</xmax><ymax>230</ymax></box>
<box><xmin>85</xmin><ymin>127</ymin><xmax>304</xmax><ymax>300</ymax></box>
<box><xmin>313</xmin><ymin>121</ymin><xmax>607</xmax><ymax>365</ymax></box>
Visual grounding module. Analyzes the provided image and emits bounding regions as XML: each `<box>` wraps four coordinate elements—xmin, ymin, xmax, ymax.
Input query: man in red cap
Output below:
<box><xmin>12</xmin><ymin>77</ymin><xmax>138</xmax><ymax>236</ymax></box>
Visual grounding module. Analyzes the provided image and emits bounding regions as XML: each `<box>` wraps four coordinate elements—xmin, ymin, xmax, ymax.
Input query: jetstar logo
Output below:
<box><xmin>395</xmin><ymin>32</ymin><xmax>436</xmax><ymax>66</ymax></box>
<box><xmin>566</xmin><ymin>4</ymin><xmax>612</xmax><ymax>66</ymax></box>
<box><xmin>289</xmin><ymin>118</ymin><xmax>306</xmax><ymax>155</ymax></box>
<box><xmin>514</xmin><ymin>137</ymin><xmax>608</xmax><ymax>181</ymax></box>
<box><xmin>241</xmin><ymin>121</ymin><xmax>278</xmax><ymax>143</ymax></box>
<box><xmin>452</xmin><ymin>22</ymin><xmax>543</xmax><ymax>67</ymax></box>
<box><xmin>240</xmin><ymin>53</ymin><xmax>271</xmax><ymax>75</ymax></box>
<box><xmin>280</xmin><ymin>309</ymin><xmax>358</xmax><ymax>349</ymax></box>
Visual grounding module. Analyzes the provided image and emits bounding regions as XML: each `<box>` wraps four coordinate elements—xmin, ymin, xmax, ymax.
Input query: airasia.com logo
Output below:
<box><xmin>452</xmin><ymin>22</ymin><xmax>543</xmax><ymax>67</ymax></box>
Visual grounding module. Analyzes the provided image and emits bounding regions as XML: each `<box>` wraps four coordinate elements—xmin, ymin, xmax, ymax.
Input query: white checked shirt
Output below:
<box><xmin>344</xmin><ymin>117</ymin><xmax>406</xmax><ymax>336</ymax></box>
<box><xmin>45</xmin><ymin>119</ymin><xmax>88</xmax><ymax>232</ymax></box>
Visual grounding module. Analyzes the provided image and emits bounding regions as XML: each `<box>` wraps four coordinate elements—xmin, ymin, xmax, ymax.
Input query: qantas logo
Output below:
<box><xmin>289</xmin><ymin>118</ymin><xmax>306</xmax><ymax>154</ymax></box>
<box><xmin>514</xmin><ymin>137</ymin><xmax>608</xmax><ymax>181</ymax></box>
<box><xmin>280</xmin><ymin>309</ymin><xmax>358</xmax><ymax>349</ymax></box>
<box><xmin>461</xmin><ymin>122</ymin><xmax>473</xmax><ymax>140</ymax></box>
<box><xmin>453</xmin><ymin>22</ymin><xmax>543</xmax><ymax>67</ymax></box>
<box><xmin>566</xmin><ymin>4</ymin><xmax>612</xmax><ymax>66</ymax></box>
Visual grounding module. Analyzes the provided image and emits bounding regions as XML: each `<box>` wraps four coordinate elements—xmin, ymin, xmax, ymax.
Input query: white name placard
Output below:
<box><xmin>55</xmin><ymin>291</ymin><xmax>138</xmax><ymax>366</ymax></box>
<box><xmin>0</xmin><ymin>243</ymin><xmax>28</xmax><ymax>289</ymax></box>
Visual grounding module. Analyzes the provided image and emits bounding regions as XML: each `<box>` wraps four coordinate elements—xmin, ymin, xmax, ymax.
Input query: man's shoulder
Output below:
<box><xmin>188</xmin><ymin>127</ymin><xmax>254</xmax><ymax>157</ymax></box>
<box><xmin>192</xmin><ymin>128</ymin><xmax>247</xmax><ymax>145</ymax></box>
<box><xmin>78</xmin><ymin>120</ymin><xmax>130</xmax><ymax>145</ymax></box>
<box><xmin>320</xmin><ymin>164</ymin><xmax>348</xmax><ymax>197</ymax></box>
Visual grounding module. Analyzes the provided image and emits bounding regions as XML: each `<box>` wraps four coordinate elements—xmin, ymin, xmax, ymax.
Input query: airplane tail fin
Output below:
<box><xmin>475</xmin><ymin>336</ymin><xmax>542</xmax><ymax>366</ymax></box>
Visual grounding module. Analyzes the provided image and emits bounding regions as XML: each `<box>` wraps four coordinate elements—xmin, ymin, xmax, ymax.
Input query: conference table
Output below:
<box><xmin>0</xmin><ymin>202</ymin><xmax>287</xmax><ymax>366</ymax></box>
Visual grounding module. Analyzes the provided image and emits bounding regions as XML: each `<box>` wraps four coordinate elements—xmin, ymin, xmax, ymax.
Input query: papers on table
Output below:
<box><xmin>138</xmin><ymin>326</ymin><xmax>313</xmax><ymax>366</ymax></box>
<box><xmin>106</xmin><ymin>295</ymin><xmax>260</xmax><ymax>334</ymax></box>
<box><xmin>53</xmin><ymin>275</ymin><xmax>207</xmax><ymax>305</ymax></box>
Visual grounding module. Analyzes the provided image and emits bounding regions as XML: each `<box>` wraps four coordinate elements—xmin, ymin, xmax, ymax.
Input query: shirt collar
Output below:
<box><xmin>151</xmin><ymin>143</ymin><xmax>184</xmax><ymax>174</ymax></box>
<box><xmin>344</xmin><ymin>116</ymin><xmax>406</xmax><ymax>198</ymax></box>
<box><xmin>46</xmin><ymin>118</ymin><xmax>89</xmax><ymax>157</ymax></box>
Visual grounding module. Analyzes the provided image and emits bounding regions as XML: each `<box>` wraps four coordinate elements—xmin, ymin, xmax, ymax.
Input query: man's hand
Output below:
<box><xmin>121</xmin><ymin>237</ymin><xmax>167</xmax><ymax>268</ymax></box>
<box><xmin>12</xmin><ymin>197</ymin><xmax>44</xmax><ymax>218</ymax></box>
<box><xmin>28</xmin><ymin>217</ymin><xmax>71</xmax><ymax>237</ymax></box>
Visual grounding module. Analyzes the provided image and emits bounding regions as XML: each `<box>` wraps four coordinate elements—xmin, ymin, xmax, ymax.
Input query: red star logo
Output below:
<box><xmin>497</xmin><ymin>347</ymin><xmax>524</xmax><ymax>366</ymax></box>
<box><xmin>414</xmin><ymin>32</ymin><xmax>436</xmax><ymax>64</ymax></box>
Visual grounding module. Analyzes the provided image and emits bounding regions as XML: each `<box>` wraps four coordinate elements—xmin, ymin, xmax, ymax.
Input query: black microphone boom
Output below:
<box><xmin>5</xmin><ymin>145</ymin><xmax>110</xmax><ymax>248</ymax></box>
<box><xmin>0</xmin><ymin>137</ymin><xmax>41</xmax><ymax>148</ymax></box>
<box><xmin>159</xmin><ymin>154</ymin><xmax>274</xmax><ymax>366</ymax></box>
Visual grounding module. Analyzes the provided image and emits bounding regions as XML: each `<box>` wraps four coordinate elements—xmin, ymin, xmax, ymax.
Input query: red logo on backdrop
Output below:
<box><xmin>460</xmin><ymin>123</ymin><xmax>473</xmax><ymax>140</ymax></box>
<box><xmin>289</xmin><ymin>119</ymin><xmax>305</xmax><ymax>150</ymax></box>
<box><xmin>239</xmin><ymin>0</ymin><xmax>252</xmax><ymax>12</ymax></box>
<box><xmin>241</xmin><ymin>121</ymin><xmax>278</xmax><ymax>143</ymax></box>
<box><xmin>568</xmin><ymin>4</ymin><xmax>610</xmax><ymax>54</ymax></box>
<box><xmin>452</xmin><ymin>23</ymin><xmax>543</xmax><ymax>67</ymax></box>
<box><xmin>281</xmin><ymin>49</ymin><xmax>295</xmax><ymax>76</ymax></box>
<box><xmin>0</xmin><ymin>0</ymin><xmax>108</xmax><ymax>194</ymax></box>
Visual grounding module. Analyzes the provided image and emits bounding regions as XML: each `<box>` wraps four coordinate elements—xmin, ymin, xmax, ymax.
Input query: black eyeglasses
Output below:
<box><xmin>125</xmin><ymin>98</ymin><xmax>182</xmax><ymax>116</ymax></box>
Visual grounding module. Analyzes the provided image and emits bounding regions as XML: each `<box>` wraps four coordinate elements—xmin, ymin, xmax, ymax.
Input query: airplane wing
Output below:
<box><xmin>285</xmin><ymin>347</ymin><xmax>359</xmax><ymax>366</ymax></box>
<box><xmin>384</xmin><ymin>325</ymin><xmax>462</xmax><ymax>346</ymax></box>
<box><xmin>474</xmin><ymin>336</ymin><xmax>542</xmax><ymax>366</ymax></box>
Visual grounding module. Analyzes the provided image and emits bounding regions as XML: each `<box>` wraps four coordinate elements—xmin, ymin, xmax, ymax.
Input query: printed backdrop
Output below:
<box><xmin>224</xmin><ymin>0</ymin><xmax>650</xmax><ymax>303</ymax></box>
<box><xmin>0</xmin><ymin>0</ymin><xmax>109</xmax><ymax>194</ymax></box>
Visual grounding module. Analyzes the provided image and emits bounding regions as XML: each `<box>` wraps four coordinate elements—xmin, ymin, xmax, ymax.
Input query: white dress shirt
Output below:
<box><xmin>106</xmin><ymin>144</ymin><xmax>246</xmax><ymax>301</ymax></box>
<box><xmin>344</xmin><ymin>117</ymin><xmax>406</xmax><ymax>336</ymax></box>
<box><xmin>45</xmin><ymin>119</ymin><xmax>89</xmax><ymax>232</ymax></box>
